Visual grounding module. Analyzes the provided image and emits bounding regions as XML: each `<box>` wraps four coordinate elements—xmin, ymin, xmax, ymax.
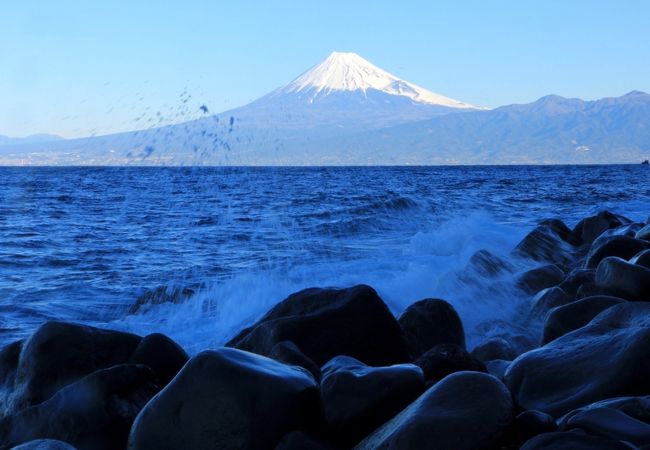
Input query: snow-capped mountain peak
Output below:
<box><xmin>279</xmin><ymin>51</ymin><xmax>480</xmax><ymax>109</ymax></box>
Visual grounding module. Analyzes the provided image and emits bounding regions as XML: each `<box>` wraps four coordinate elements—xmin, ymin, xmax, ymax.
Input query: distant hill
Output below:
<box><xmin>0</xmin><ymin>133</ymin><xmax>63</xmax><ymax>147</ymax></box>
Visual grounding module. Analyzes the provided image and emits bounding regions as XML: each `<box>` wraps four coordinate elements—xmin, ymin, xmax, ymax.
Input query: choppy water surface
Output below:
<box><xmin>0</xmin><ymin>165</ymin><xmax>648</xmax><ymax>351</ymax></box>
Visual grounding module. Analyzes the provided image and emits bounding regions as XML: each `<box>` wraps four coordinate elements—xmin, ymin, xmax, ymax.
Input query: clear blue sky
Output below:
<box><xmin>2</xmin><ymin>0</ymin><xmax>649</xmax><ymax>138</ymax></box>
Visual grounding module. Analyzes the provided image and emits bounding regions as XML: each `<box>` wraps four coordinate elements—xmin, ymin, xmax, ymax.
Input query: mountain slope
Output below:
<box><xmin>285</xmin><ymin>90</ymin><xmax>650</xmax><ymax>164</ymax></box>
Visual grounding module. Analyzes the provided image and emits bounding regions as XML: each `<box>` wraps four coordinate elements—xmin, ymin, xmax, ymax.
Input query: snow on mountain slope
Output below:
<box><xmin>276</xmin><ymin>51</ymin><xmax>480</xmax><ymax>109</ymax></box>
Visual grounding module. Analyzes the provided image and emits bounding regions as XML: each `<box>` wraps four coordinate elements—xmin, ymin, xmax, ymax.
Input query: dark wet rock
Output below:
<box><xmin>0</xmin><ymin>364</ymin><xmax>157</xmax><ymax>450</ymax></box>
<box><xmin>557</xmin><ymin>268</ymin><xmax>595</xmax><ymax>297</ymax></box>
<box><xmin>520</xmin><ymin>430</ymin><xmax>632</xmax><ymax>449</ymax></box>
<box><xmin>354</xmin><ymin>371</ymin><xmax>514</xmax><ymax>450</ymax></box>
<box><xmin>530</xmin><ymin>287</ymin><xmax>572</xmax><ymax>319</ymax></box>
<box><xmin>516</xmin><ymin>264</ymin><xmax>565</xmax><ymax>295</ymax></box>
<box><xmin>128</xmin><ymin>348</ymin><xmax>320</xmax><ymax>450</ymax></box>
<box><xmin>563</xmin><ymin>406</ymin><xmax>650</xmax><ymax>446</ymax></box>
<box><xmin>506</xmin><ymin>302</ymin><xmax>650</xmax><ymax>417</ymax></box>
<box><xmin>514</xmin><ymin>223</ymin><xmax>576</xmax><ymax>266</ymax></box>
<box><xmin>129</xmin><ymin>285</ymin><xmax>195</xmax><ymax>314</ymax></box>
<box><xmin>595</xmin><ymin>256</ymin><xmax>650</xmax><ymax>301</ymax></box>
<box><xmin>397</xmin><ymin>298</ymin><xmax>465</xmax><ymax>358</ymax></box>
<box><xmin>415</xmin><ymin>344</ymin><xmax>486</xmax><ymax>384</ymax></box>
<box><xmin>631</xmin><ymin>249</ymin><xmax>650</xmax><ymax>268</ymax></box>
<box><xmin>585</xmin><ymin>235</ymin><xmax>650</xmax><ymax>269</ymax></box>
<box><xmin>471</xmin><ymin>337</ymin><xmax>518</xmax><ymax>362</ymax></box>
<box><xmin>269</xmin><ymin>341</ymin><xmax>321</xmax><ymax>381</ymax></box>
<box><xmin>320</xmin><ymin>356</ymin><xmax>424</xmax><ymax>446</ymax></box>
<box><xmin>509</xmin><ymin>410</ymin><xmax>558</xmax><ymax>448</ymax></box>
<box><xmin>485</xmin><ymin>359</ymin><xmax>511</xmax><ymax>380</ymax></box>
<box><xmin>0</xmin><ymin>341</ymin><xmax>22</xmax><ymax>413</ymax></box>
<box><xmin>572</xmin><ymin>210</ymin><xmax>631</xmax><ymax>245</ymax></box>
<box><xmin>4</xmin><ymin>322</ymin><xmax>141</xmax><ymax>414</ymax></box>
<box><xmin>539</xmin><ymin>219</ymin><xmax>580</xmax><ymax>245</ymax></box>
<box><xmin>558</xmin><ymin>396</ymin><xmax>650</xmax><ymax>427</ymax></box>
<box><xmin>227</xmin><ymin>285</ymin><xmax>410</xmax><ymax>366</ymax></box>
<box><xmin>10</xmin><ymin>440</ymin><xmax>77</xmax><ymax>450</ymax></box>
<box><xmin>637</xmin><ymin>224</ymin><xmax>650</xmax><ymax>241</ymax></box>
<box><xmin>274</xmin><ymin>431</ymin><xmax>337</xmax><ymax>450</ymax></box>
<box><xmin>467</xmin><ymin>249</ymin><xmax>513</xmax><ymax>277</ymax></box>
<box><xmin>542</xmin><ymin>296</ymin><xmax>625</xmax><ymax>344</ymax></box>
<box><xmin>600</xmin><ymin>222</ymin><xmax>646</xmax><ymax>241</ymax></box>
<box><xmin>129</xmin><ymin>333</ymin><xmax>188</xmax><ymax>388</ymax></box>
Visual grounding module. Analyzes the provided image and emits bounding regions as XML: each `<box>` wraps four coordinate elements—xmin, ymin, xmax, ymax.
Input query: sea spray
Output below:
<box><xmin>113</xmin><ymin>212</ymin><xmax>534</xmax><ymax>352</ymax></box>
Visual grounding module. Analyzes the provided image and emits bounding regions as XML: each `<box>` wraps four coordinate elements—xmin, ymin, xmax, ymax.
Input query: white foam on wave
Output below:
<box><xmin>111</xmin><ymin>211</ymin><xmax>535</xmax><ymax>354</ymax></box>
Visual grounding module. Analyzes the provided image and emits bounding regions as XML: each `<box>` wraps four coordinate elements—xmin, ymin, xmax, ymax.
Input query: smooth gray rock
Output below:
<box><xmin>572</xmin><ymin>211</ymin><xmax>630</xmax><ymax>245</ymax></box>
<box><xmin>564</xmin><ymin>406</ymin><xmax>650</xmax><ymax>446</ymax></box>
<box><xmin>227</xmin><ymin>285</ymin><xmax>410</xmax><ymax>366</ymax></box>
<box><xmin>585</xmin><ymin>236</ymin><xmax>650</xmax><ymax>269</ymax></box>
<box><xmin>595</xmin><ymin>256</ymin><xmax>650</xmax><ymax>301</ymax></box>
<box><xmin>542</xmin><ymin>296</ymin><xmax>625</xmax><ymax>344</ymax></box>
<box><xmin>320</xmin><ymin>356</ymin><xmax>424</xmax><ymax>446</ymax></box>
<box><xmin>3</xmin><ymin>322</ymin><xmax>141</xmax><ymax>414</ymax></box>
<box><xmin>129</xmin><ymin>333</ymin><xmax>188</xmax><ymax>388</ymax></box>
<box><xmin>398</xmin><ymin>298</ymin><xmax>465</xmax><ymax>358</ymax></box>
<box><xmin>354</xmin><ymin>371</ymin><xmax>514</xmax><ymax>450</ymax></box>
<box><xmin>128</xmin><ymin>348</ymin><xmax>320</xmax><ymax>450</ymax></box>
<box><xmin>1</xmin><ymin>365</ymin><xmax>156</xmax><ymax>450</ymax></box>
<box><xmin>507</xmin><ymin>302</ymin><xmax>650</xmax><ymax>417</ymax></box>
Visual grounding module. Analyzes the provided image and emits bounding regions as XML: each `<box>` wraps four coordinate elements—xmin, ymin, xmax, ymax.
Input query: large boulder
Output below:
<box><xmin>354</xmin><ymin>371</ymin><xmax>514</xmax><ymax>450</ymax></box>
<box><xmin>520</xmin><ymin>431</ymin><xmax>632</xmax><ymax>449</ymax></box>
<box><xmin>584</xmin><ymin>236</ymin><xmax>650</xmax><ymax>269</ymax></box>
<box><xmin>558</xmin><ymin>395</ymin><xmax>650</xmax><ymax>427</ymax></box>
<box><xmin>128</xmin><ymin>348</ymin><xmax>320</xmax><ymax>450</ymax></box>
<box><xmin>506</xmin><ymin>302</ymin><xmax>650</xmax><ymax>417</ymax></box>
<box><xmin>415</xmin><ymin>344</ymin><xmax>486</xmax><ymax>384</ymax></box>
<box><xmin>572</xmin><ymin>211</ymin><xmax>630</xmax><ymax>245</ymax></box>
<box><xmin>516</xmin><ymin>265</ymin><xmax>565</xmax><ymax>296</ymax></box>
<box><xmin>542</xmin><ymin>296</ymin><xmax>625</xmax><ymax>344</ymax></box>
<box><xmin>319</xmin><ymin>356</ymin><xmax>424</xmax><ymax>446</ymax></box>
<box><xmin>227</xmin><ymin>285</ymin><xmax>410</xmax><ymax>366</ymax></box>
<box><xmin>562</xmin><ymin>406</ymin><xmax>650</xmax><ymax>447</ymax></box>
<box><xmin>129</xmin><ymin>333</ymin><xmax>188</xmax><ymax>388</ymax></box>
<box><xmin>0</xmin><ymin>341</ymin><xmax>22</xmax><ymax>414</ymax></box>
<box><xmin>0</xmin><ymin>364</ymin><xmax>157</xmax><ymax>450</ymax></box>
<box><xmin>397</xmin><ymin>298</ymin><xmax>465</xmax><ymax>358</ymax></box>
<box><xmin>514</xmin><ymin>223</ymin><xmax>576</xmax><ymax>266</ymax></box>
<box><xmin>595</xmin><ymin>257</ymin><xmax>650</xmax><ymax>301</ymax></box>
<box><xmin>3</xmin><ymin>322</ymin><xmax>141</xmax><ymax>414</ymax></box>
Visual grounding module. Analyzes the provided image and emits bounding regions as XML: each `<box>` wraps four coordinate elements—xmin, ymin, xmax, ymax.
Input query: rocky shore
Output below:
<box><xmin>1</xmin><ymin>210</ymin><xmax>650</xmax><ymax>449</ymax></box>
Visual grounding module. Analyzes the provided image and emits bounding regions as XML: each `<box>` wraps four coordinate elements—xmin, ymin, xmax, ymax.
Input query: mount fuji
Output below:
<box><xmin>210</xmin><ymin>51</ymin><xmax>484</xmax><ymax>135</ymax></box>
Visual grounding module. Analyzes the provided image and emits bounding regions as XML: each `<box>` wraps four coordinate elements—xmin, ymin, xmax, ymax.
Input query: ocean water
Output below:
<box><xmin>0</xmin><ymin>165</ymin><xmax>648</xmax><ymax>353</ymax></box>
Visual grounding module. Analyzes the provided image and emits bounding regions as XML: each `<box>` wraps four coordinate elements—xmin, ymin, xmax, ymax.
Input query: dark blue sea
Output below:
<box><xmin>1</xmin><ymin>165</ymin><xmax>648</xmax><ymax>352</ymax></box>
